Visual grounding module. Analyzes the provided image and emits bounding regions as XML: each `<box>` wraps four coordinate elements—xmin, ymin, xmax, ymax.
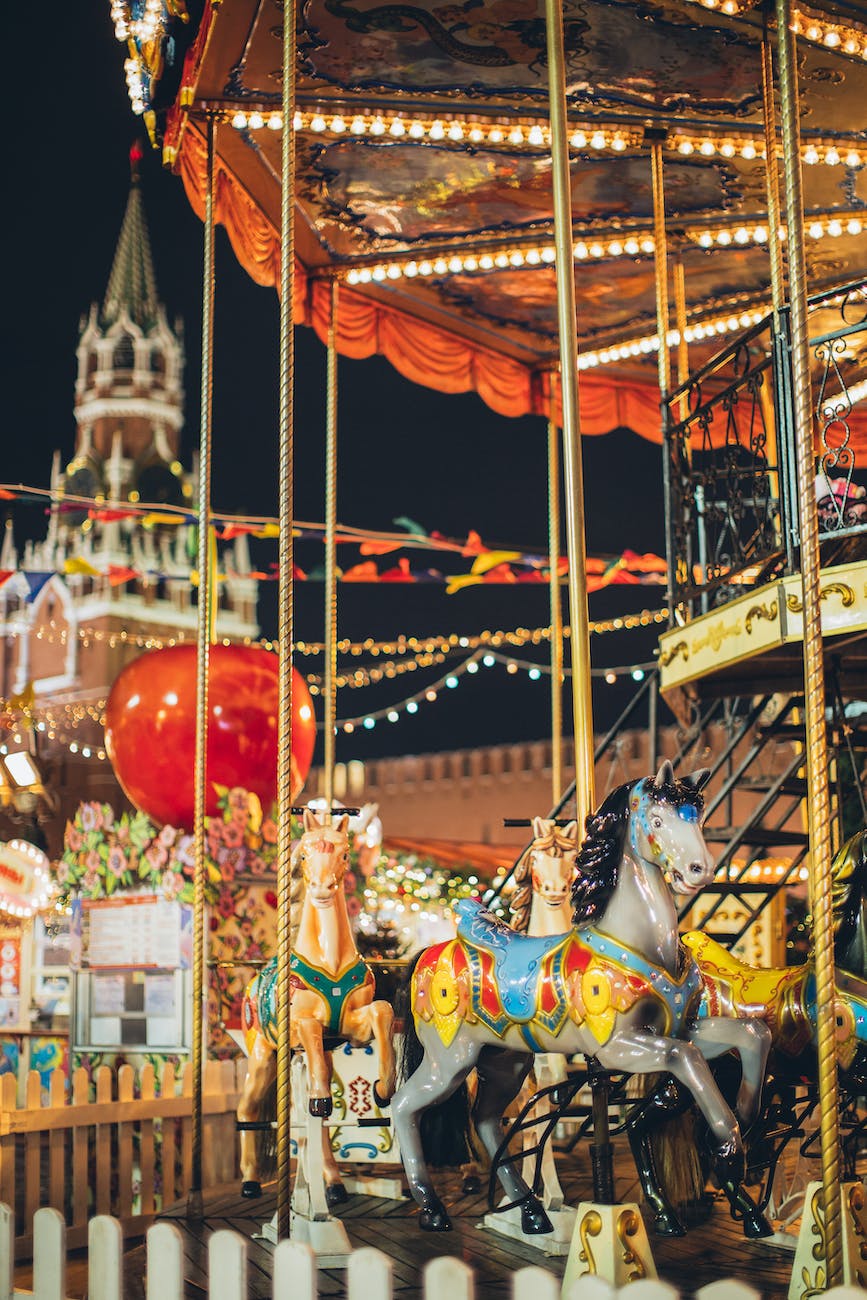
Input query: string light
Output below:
<box><xmin>341</xmin><ymin>210</ymin><xmax>863</xmax><ymax>287</ymax></box>
<box><xmin>578</xmin><ymin>307</ymin><xmax>769</xmax><ymax>370</ymax></box>
<box><xmin>332</xmin><ymin>651</ymin><xmax>659</xmax><ymax>730</ymax></box>
<box><xmin>229</xmin><ymin>107</ymin><xmax>865</xmax><ymax>168</ymax></box>
<box><xmin>23</xmin><ymin>608</ymin><xmax>670</xmax><ymax>660</ymax></box>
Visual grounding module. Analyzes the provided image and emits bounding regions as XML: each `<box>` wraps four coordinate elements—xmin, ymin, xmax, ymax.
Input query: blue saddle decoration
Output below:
<box><xmin>453</xmin><ymin>899</ymin><xmax>569</xmax><ymax>1022</ymax></box>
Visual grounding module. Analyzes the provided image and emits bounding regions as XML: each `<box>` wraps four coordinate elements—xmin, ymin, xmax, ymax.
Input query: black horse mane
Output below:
<box><xmin>571</xmin><ymin>773</ymin><xmax>708</xmax><ymax>927</ymax></box>
<box><xmin>832</xmin><ymin>828</ymin><xmax>867</xmax><ymax>976</ymax></box>
<box><xmin>571</xmin><ymin>781</ymin><xmax>634</xmax><ymax>927</ymax></box>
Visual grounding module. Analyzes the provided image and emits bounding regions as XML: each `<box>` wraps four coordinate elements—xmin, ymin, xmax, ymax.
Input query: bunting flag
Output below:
<box><xmin>23</xmin><ymin>573</ymin><xmax>53</xmax><ymax>602</ymax></box>
<box><xmin>0</xmin><ymin>483</ymin><xmax>669</xmax><ymax>595</ymax></box>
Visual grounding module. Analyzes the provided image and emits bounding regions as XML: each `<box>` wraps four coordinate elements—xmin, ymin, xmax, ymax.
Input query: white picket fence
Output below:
<box><xmin>2</xmin><ymin>1206</ymin><xmax>866</xmax><ymax>1300</ymax></box>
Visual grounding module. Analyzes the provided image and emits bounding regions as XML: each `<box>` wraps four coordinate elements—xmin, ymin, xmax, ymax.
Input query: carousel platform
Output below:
<box><xmin>110</xmin><ymin>1143</ymin><xmax>796</xmax><ymax>1299</ymax></box>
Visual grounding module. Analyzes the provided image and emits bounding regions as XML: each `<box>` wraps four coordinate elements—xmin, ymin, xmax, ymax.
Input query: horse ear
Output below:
<box><xmin>654</xmin><ymin>759</ymin><xmax>675</xmax><ymax>789</ymax></box>
<box><xmin>302</xmin><ymin>807</ymin><xmax>317</xmax><ymax>832</ymax></box>
<box><xmin>563</xmin><ymin>820</ymin><xmax>579</xmax><ymax>844</ymax></box>
<box><xmin>532</xmin><ymin>816</ymin><xmax>547</xmax><ymax>839</ymax></box>
<box><xmin>682</xmin><ymin>767</ymin><xmax>711</xmax><ymax>793</ymax></box>
<box><xmin>333</xmin><ymin>813</ymin><xmax>350</xmax><ymax>834</ymax></box>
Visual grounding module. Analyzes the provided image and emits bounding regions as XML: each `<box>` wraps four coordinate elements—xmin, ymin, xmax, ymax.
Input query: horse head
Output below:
<box><xmin>528</xmin><ymin>816</ymin><xmax>579</xmax><ymax>909</ymax></box>
<box><xmin>630</xmin><ymin>760</ymin><xmax>715</xmax><ymax>898</ymax></box>
<box><xmin>296</xmin><ymin>808</ymin><xmax>351</xmax><ymax>909</ymax></box>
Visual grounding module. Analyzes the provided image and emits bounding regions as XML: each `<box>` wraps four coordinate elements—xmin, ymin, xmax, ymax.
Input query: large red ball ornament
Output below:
<box><xmin>104</xmin><ymin>645</ymin><xmax>316</xmax><ymax>829</ymax></box>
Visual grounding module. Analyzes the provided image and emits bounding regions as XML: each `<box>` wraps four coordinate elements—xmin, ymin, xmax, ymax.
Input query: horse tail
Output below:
<box><xmin>632</xmin><ymin>1073</ymin><xmax>705</xmax><ymax>1210</ymax></box>
<box><xmin>395</xmin><ymin>949</ymin><xmax>478</xmax><ymax>1168</ymax></box>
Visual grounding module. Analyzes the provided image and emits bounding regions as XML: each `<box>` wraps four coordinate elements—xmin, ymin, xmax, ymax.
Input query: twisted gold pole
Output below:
<box><xmin>673</xmin><ymin>257</ymin><xmax>689</xmax><ymax>425</ymax></box>
<box><xmin>760</xmin><ymin>30</ymin><xmax>784</xmax><ymax>534</ymax></box>
<box><xmin>188</xmin><ymin>114</ymin><xmax>217</xmax><ymax>1221</ymax></box>
<box><xmin>323</xmin><ymin>281</ymin><xmax>338</xmax><ymax>821</ymax></box>
<box><xmin>548</xmin><ymin>399</ymin><xmax>564</xmax><ymax>806</ymax></box>
<box><xmin>776</xmin><ymin>0</ymin><xmax>842</xmax><ymax>1284</ymax></box>
<box><xmin>761</xmin><ymin>34</ymin><xmax>786</xmax><ymax>321</ymax></box>
<box><xmin>276</xmin><ymin>0</ymin><xmax>297</xmax><ymax>1242</ymax></box>
<box><xmin>544</xmin><ymin>0</ymin><xmax>595</xmax><ymax>829</ymax></box>
<box><xmin>650</xmin><ymin>140</ymin><xmax>671</xmax><ymax>401</ymax></box>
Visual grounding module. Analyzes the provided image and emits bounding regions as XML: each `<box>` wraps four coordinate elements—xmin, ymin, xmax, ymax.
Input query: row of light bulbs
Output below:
<box><xmin>28</xmin><ymin>608</ymin><xmax>669</xmax><ymax>659</ymax></box>
<box><xmin>680</xmin><ymin>0</ymin><xmax>867</xmax><ymax>60</ymax></box>
<box><xmin>343</xmin><ymin>212</ymin><xmax>864</xmax><ymax>289</ymax></box>
<box><xmin>335</xmin><ymin>649</ymin><xmax>654</xmax><ymax>732</ymax></box>
<box><xmin>229</xmin><ymin>108</ymin><xmax>866</xmax><ymax>170</ymax></box>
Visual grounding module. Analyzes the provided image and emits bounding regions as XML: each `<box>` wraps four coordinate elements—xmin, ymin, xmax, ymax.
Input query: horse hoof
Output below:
<box><xmin>520</xmin><ymin>1198</ymin><xmax>553</xmax><ymax>1235</ymax></box>
<box><xmin>372</xmin><ymin>1080</ymin><xmax>392</xmax><ymax>1108</ymax></box>
<box><xmin>309</xmin><ymin>1096</ymin><xmax>333</xmax><ymax>1118</ymax></box>
<box><xmin>326</xmin><ymin>1183</ymin><xmax>349</xmax><ymax>1209</ymax></box>
<box><xmin>418</xmin><ymin>1200</ymin><xmax>453</xmax><ymax>1232</ymax></box>
<box><xmin>742</xmin><ymin>1211</ymin><xmax>773</xmax><ymax>1239</ymax></box>
<box><xmin>461</xmin><ymin>1175</ymin><xmax>482</xmax><ymax>1195</ymax></box>
<box><xmin>240</xmin><ymin>1181</ymin><xmax>262</xmax><ymax>1199</ymax></box>
<box><xmin>652</xmin><ymin>1212</ymin><xmax>686</xmax><ymax>1237</ymax></box>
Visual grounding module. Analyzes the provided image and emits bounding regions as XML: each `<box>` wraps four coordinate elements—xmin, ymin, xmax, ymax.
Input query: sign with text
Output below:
<box><xmin>71</xmin><ymin>896</ymin><xmax>192</xmax><ymax>970</ymax></box>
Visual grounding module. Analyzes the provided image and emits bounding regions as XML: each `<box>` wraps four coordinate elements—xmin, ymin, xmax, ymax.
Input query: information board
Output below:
<box><xmin>71</xmin><ymin>897</ymin><xmax>192</xmax><ymax>970</ymax></box>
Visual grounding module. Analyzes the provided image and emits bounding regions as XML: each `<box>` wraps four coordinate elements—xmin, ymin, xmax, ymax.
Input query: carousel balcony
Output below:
<box><xmin>658</xmin><ymin>275</ymin><xmax>867</xmax><ymax>700</ymax></box>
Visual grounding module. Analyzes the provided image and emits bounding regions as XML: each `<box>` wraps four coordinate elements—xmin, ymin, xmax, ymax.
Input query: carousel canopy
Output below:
<box><xmin>132</xmin><ymin>0</ymin><xmax>867</xmax><ymax>436</ymax></box>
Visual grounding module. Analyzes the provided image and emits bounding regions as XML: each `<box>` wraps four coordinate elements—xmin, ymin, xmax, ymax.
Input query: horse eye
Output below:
<box><xmin>652</xmin><ymin>816</ymin><xmax>663</xmax><ymax>829</ymax></box>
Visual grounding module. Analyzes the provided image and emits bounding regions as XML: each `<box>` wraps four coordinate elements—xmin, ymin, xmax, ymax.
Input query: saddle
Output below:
<box><xmin>453</xmin><ymin>899</ymin><xmax>570</xmax><ymax>1021</ymax></box>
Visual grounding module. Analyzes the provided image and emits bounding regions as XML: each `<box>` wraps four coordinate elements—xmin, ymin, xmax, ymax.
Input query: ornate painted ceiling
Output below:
<box><xmin>140</xmin><ymin>0</ymin><xmax>867</xmax><ymax>427</ymax></box>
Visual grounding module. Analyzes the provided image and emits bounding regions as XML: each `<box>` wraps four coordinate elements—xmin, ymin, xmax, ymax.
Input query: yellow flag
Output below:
<box><xmin>64</xmin><ymin>557</ymin><xmax>100</xmax><ymax>577</ymax></box>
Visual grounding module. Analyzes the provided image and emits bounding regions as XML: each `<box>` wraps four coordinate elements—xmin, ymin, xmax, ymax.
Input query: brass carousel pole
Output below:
<box><xmin>775</xmin><ymin>0</ymin><xmax>843</xmax><ymax>1284</ymax></box>
<box><xmin>544</xmin><ymin>0</ymin><xmax>594</xmax><ymax>832</ymax></box>
<box><xmin>323</xmin><ymin>280</ymin><xmax>339</xmax><ymax>820</ymax></box>
<box><xmin>188</xmin><ymin>113</ymin><xmax>217</xmax><ymax>1221</ymax></box>
<box><xmin>672</xmin><ymin>256</ymin><xmax>689</xmax><ymax>422</ymax></box>
<box><xmin>276</xmin><ymin>0</ymin><xmax>297</xmax><ymax>1242</ymax></box>
<box><xmin>761</xmin><ymin>33</ymin><xmax>786</xmax><ymax>321</ymax></box>
<box><xmin>548</xmin><ymin>393</ymin><xmax>564</xmax><ymax>805</ymax></box>
<box><xmin>650</xmin><ymin>138</ymin><xmax>672</xmax><ymax>405</ymax></box>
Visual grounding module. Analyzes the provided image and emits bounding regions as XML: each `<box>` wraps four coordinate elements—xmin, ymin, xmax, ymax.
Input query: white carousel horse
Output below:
<box><xmin>510</xmin><ymin>818</ymin><xmax>578</xmax><ymax>1211</ymax></box>
<box><xmin>236</xmin><ymin>809</ymin><xmax>396</xmax><ymax>1203</ymax></box>
<box><xmin>392</xmin><ymin>764</ymin><xmax>771</xmax><ymax>1234</ymax></box>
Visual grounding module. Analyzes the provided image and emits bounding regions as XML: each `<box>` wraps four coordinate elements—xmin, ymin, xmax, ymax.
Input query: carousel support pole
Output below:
<box><xmin>650</xmin><ymin>133</ymin><xmax>679</xmax><ymax>625</ymax></box>
<box><xmin>774</xmin><ymin>2</ymin><xmax>846</xmax><ymax>1290</ymax></box>
<box><xmin>548</xmin><ymin>393</ymin><xmax>564</xmax><ymax>806</ymax></box>
<box><xmin>545</xmin><ymin>0</ymin><xmax>654</xmax><ymax>1283</ymax></box>
<box><xmin>323</xmin><ymin>280</ymin><xmax>339</xmax><ymax>824</ymax></box>
<box><xmin>760</xmin><ymin>31</ymin><xmax>785</xmax><ymax>540</ymax></box>
<box><xmin>672</xmin><ymin>256</ymin><xmax>689</xmax><ymax>425</ymax></box>
<box><xmin>187</xmin><ymin>113</ymin><xmax>217</xmax><ymax>1223</ymax></box>
<box><xmin>275</xmin><ymin>0</ymin><xmax>297</xmax><ymax>1243</ymax></box>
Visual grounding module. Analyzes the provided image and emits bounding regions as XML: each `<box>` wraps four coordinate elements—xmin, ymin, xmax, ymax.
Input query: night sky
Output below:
<box><xmin>5</xmin><ymin>5</ymin><xmax>670</xmax><ymax>768</ymax></box>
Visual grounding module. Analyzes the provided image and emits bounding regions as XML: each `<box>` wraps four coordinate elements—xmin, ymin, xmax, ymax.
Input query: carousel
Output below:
<box><xmin>4</xmin><ymin>0</ymin><xmax>867</xmax><ymax>1296</ymax></box>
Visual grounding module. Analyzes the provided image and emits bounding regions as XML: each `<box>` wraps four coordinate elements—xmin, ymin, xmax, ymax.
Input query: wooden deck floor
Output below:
<box><xmin>119</xmin><ymin>1140</ymin><xmax>798</xmax><ymax>1299</ymax></box>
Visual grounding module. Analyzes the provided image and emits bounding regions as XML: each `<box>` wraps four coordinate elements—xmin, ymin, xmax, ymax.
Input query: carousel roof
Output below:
<box><xmin>143</xmin><ymin>0</ymin><xmax>867</xmax><ymax>434</ymax></box>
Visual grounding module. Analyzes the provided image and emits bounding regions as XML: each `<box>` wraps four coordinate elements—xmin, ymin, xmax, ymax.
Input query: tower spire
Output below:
<box><xmin>101</xmin><ymin>140</ymin><xmax>159</xmax><ymax>330</ymax></box>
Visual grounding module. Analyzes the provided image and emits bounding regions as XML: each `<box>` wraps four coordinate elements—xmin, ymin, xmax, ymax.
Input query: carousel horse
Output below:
<box><xmin>627</xmin><ymin>825</ymin><xmax>867</xmax><ymax>1236</ymax></box>
<box><xmin>391</xmin><ymin>762</ymin><xmax>772</xmax><ymax>1233</ymax></box>
<box><xmin>236</xmin><ymin>809</ymin><xmax>396</xmax><ymax>1201</ymax></box>
<box><xmin>509</xmin><ymin>818</ymin><xmax>578</xmax><ymax>1210</ymax></box>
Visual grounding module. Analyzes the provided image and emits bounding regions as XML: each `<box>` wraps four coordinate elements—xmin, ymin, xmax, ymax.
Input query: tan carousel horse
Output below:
<box><xmin>236</xmin><ymin>809</ymin><xmax>396</xmax><ymax>1201</ymax></box>
<box><xmin>510</xmin><ymin>818</ymin><xmax>579</xmax><ymax>1210</ymax></box>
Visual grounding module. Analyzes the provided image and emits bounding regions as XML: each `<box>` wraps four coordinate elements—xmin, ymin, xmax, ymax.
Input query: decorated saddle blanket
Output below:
<box><xmin>242</xmin><ymin>952</ymin><xmax>374</xmax><ymax>1046</ymax></box>
<box><xmin>412</xmin><ymin>899</ymin><xmax>701</xmax><ymax>1050</ymax></box>
<box><xmin>683</xmin><ymin>929</ymin><xmax>867</xmax><ymax>1069</ymax></box>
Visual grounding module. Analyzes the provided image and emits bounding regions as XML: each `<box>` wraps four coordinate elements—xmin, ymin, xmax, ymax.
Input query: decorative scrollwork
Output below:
<box><xmin>658</xmin><ymin>641</ymin><xmax>689</xmax><ymax>669</ymax></box>
<box><xmin>745</xmin><ymin>601</ymin><xmax>778</xmax><ymax>634</ymax></box>
<box><xmin>616</xmin><ymin>1209</ymin><xmax>647</xmax><ymax>1281</ymax></box>
<box><xmin>577</xmin><ymin>1208</ymin><xmax>603</xmax><ymax>1275</ymax></box>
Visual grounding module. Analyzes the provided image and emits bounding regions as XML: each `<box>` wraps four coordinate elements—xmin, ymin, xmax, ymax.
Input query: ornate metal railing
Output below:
<box><xmin>664</xmin><ymin>276</ymin><xmax>867</xmax><ymax>619</ymax></box>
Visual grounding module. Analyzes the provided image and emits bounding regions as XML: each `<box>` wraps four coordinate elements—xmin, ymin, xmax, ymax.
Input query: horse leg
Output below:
<box><xmin>473</xmin><ymin>1046</ymin><xmax>553</xmax><ymax>1234</ymax></box>
<box><xmin>343</xmin><ymin>999</ymin><xmax>396</xmax><ymax>1104</ymax></box>
<box><xmin>391</xmin><ymin>1024</ymin><xmax>481</xmax><ymax>1232</ymax></box>
<box><xmin>594</xmin><ymin>1029</ymin><xmax>744</xmax><ymax>1178</ymax></box>
<box><xmin>625</xmin><ymin>1078</ymin><xmax>692</xmax><ymax>1236</ymax></box>
<box><xmin>686</xmin><ymin>1017</ymin><xmax>772</xmax><ymax>1128</ymax></box>
<box><xmin>296</xmin><ymin>1016</ymin><xmax>333</xmax><ymax>1116</ymax></box>
<box><xmin>684</xmin><ymin>1018</ymin><xmax>774</xmax><ymax>1239</ymax></box>
<box><xmin>237</xmin><ymin>1034</ymin><xmax>276</xmax><ymax>1196</ymax></box>
<box><xmin>318</xmin><ymin>1050</ymin><xmax>349</xmax><ymax>1210</ymax></box>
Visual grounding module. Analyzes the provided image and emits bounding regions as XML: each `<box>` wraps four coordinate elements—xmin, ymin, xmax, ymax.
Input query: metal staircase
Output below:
<box><xmin>485</xmin><ymin>665</ymin><xmax>867</xmax><ymax>958</ymax></box>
